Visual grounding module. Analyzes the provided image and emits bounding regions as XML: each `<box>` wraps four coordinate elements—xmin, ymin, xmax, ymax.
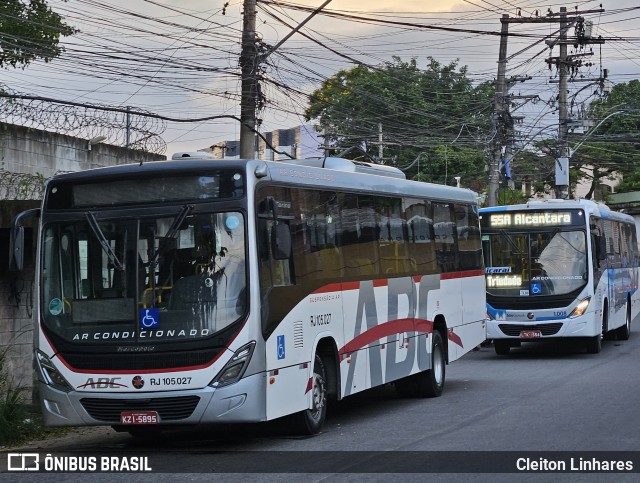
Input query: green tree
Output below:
<box><xmin>0</xmin><ymin>0</ymin><xmax>76</xmax><ymax>69</ymax></box>
<box><xmin>569</xmin><ymin>79</ymin><xmax>640</xmax><ymax>196</ymax></box>
<box><xmin>305</xmin><ymin>57</ymin><xmax>493</xmax><ymax>188</ymax></box>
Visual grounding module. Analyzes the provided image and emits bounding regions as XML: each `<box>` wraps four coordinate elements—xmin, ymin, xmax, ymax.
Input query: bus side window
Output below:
<box><xmin>454</xmin><ymin>203</ymin><xmax>482</xmax><ymax>271</ymax></box>
<box><xmin>257</xmin><ymin>193</ymin><xmax>294</xmax><ymax>289</ymax></box>
<box><xmin>433</xmin><ymin>202</ymin><xmax>458</xmax><ymax>272</ymax></box>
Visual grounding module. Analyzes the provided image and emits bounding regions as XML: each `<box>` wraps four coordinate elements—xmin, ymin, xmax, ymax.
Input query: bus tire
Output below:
<box><xmin>586</xmin><ymin>335</ymin><xmax>602</xmax><ymax>354</ymax></box>
<box><xmin>415</xmin><ymin>330</ymin><xmax>446</xmax><ymax>398</ymax></box>
<box><xmin>617</xmin><ymin>301</ymin><xmax>631</xmax><ymax>341</ymax></box>
<box><xmin>295</xmin><ymin>354</ymin><xmax>327</xmax><ymax>435</ymax></box>
<box><xmin>494</xmin><ymin>340</ymin><xmax>511</xmax><ymax>356</ymax></box>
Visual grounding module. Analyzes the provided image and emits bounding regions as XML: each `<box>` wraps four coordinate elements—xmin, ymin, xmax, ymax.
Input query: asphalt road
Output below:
<box><xmin>4</xmin><ymin>327</ymin><xmax>640</xmax><ymax>481</ymax></box>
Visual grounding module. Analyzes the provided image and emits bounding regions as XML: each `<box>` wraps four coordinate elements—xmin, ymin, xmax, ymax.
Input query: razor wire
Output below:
<box><xmin>0</xmin><ymin>89</ymin><xmax>167</xmax><ymax>154</ymax></box>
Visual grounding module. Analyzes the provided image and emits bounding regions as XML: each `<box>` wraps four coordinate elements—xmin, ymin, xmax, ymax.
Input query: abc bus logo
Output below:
<box><xmin>132</xmin><ymin>376</ymin><xmax>144</xmax><ymax>389</ymax></box>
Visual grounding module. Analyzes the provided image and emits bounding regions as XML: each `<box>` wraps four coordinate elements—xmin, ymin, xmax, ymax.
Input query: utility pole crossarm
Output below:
<box><xmin>261</xmin><ymin>0</ymin><xmax>333</xmax><ymax>61</ymax></box>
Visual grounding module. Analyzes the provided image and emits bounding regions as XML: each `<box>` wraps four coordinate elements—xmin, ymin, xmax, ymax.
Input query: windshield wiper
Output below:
<box><xmin>149</xmin><ymin>204</ymin><xmax>195</xmax><ymax>270</ymax></box>
<box><xmin>85</xmin><ymin>212</ymin><xmax>124</xmax><ymax>271</ymax></box>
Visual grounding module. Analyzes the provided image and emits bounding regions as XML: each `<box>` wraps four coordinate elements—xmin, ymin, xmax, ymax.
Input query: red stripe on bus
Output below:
<box><xmin>448</xmin><ymin>330</ymin><xmax>464</xmax><ymax>348</ymax></box>
<box><xmin>341</xmin><ymin>281</ymin><xmax>360</xmax><ymax>291</ymax></box>
<box><xmin>440</xmin><ymin>269</ymin><xmax>485</xmax><ymax>280</ymax></box>
<box><xmin>311</xmin><ymin>283</ymin><xmax>343</xmax><ymax>294</ymax></box>
<box><xmin>313</xmin><ymin>270</ymin><xmax>484</xmax><ymax>295</ymax></box>
<box><xmin>338</xmin><ymin>318</ymin><xmax>433</xmax><ymax>356</ymax></box>
<box><xmin>415</xmin><ymin>319</ymin><xmax>434</xmax><ymax>333</ymax></box>
<box><xmin>305</xmin><ymin>376</ymin><xmax>313</xmax><ymax>394</ymax></box>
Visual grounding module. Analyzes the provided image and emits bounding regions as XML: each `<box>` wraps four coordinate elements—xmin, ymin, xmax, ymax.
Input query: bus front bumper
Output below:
<box><xmin>39</xmin><ymin>371</ymin><xmax>268</xmax><ymax>427</ymax></box>
<box><xmin>487</xmin><ymin>312</ymin><xmax>599</xmax><ymax>340</ymax></box>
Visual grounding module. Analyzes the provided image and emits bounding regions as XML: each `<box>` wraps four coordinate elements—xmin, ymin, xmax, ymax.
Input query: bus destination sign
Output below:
<box><xmin>489</xmin><ymin>211</ymin><xmax>577</xmax><ymax>228</ymax></box>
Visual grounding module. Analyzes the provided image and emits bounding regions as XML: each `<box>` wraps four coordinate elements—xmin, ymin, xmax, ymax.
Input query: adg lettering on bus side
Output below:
<box><xmin>343</xmin><ymin>274</ymin><xmax>440</xmax><ymax>396</ymax></box>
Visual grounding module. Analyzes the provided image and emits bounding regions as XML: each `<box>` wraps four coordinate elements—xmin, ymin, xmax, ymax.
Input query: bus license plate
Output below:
<box><xmin>120</xmin><ymin>411</ymin><xmax>159</xmax><ymax>425</ymax></box>
<box><xmin>520</xmin><ymin>330</ymin><xmax>542</xmax><ymax>339</ymax></box>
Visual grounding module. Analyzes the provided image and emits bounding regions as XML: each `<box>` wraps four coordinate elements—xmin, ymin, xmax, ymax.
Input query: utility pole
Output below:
<box><xmin>555</xmin><ymin>7</ymin><xmax>570</xmax><ymax>199</ymax></box>
<box><xmin>488</xmin><ymin>14</ymin><xmax>510</xmax><ymax>207</ymax></box>
<box><xmin>239</xmin><ymin>0</ymin><xmax>333</xmax><ymax>159</ymax></box>
<box><xmin>239</xmin><ymin>0</ymin><xmax>258</xmax><ymax>159</ymax></box>
<box><xmin>545</xmin><ymin>7</ymin><xmax>605</xmax><ymax>198</ymax></box>
<box><xmin>323</xmin><ymin>123</ymin><xmax>331</xmax><ymax>157</ymax></box>
<box><xmin>488</xmin><ymin>7</ymin><xmax>605</xmax><ymax>204</ymax></box>
<box><xmin>378</xmin><ymin>122</ymin><xmax>383</xmax><ymax>162</ymax></box>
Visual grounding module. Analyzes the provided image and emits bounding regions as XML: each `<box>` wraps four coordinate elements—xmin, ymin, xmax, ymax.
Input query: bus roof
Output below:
<box><xmin>48</xmin><ymin>157</ymin><xmax>479</xmax><ymax>205</ymax></box>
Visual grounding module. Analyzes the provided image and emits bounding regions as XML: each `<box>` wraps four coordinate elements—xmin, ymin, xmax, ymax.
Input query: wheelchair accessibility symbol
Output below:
<box><xmin>531</xmin><ymin>283</ymin><xmax>542</xmax><ymax>295</ymax></box>
<box><xmin>139</xmin><ymin>308</ymin><xmax>159</xmax><ymax>330</ymax></box>
<box><xmin>277</xmin><ymin>335</ymin><xmax>285</xmax><ymax>360</ymax></box>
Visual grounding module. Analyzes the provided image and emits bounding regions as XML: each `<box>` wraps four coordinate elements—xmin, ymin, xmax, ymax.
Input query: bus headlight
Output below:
<box><xmin>36</xmin><ymin>350</ymin><xmax>73</xmax><ymax>393</ymax></box>
<box><xmin>210</xmin><ymin>341</ymin><xmax>256</xmax><ymax>388</ymax></box>
<box><xmin>569</xmin><ymin>297</ymin><xmax>591</xmax><ymax>318</ymax></box>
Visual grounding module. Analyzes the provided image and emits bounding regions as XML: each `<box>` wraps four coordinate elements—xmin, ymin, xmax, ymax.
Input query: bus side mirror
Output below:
<box><xmin>272</xmin><ymin>222</ymin><xmax>291</xmax><ymax>260</ymax></box>
<box><xmin>9</xmin><ymin>207</ymin><xmax>40</xmax><ymax>272</ymax></box>
<box><xmin>9</xmin><ymin>225</ymin><xmax>25</xmax><ymax>272</ymax></box>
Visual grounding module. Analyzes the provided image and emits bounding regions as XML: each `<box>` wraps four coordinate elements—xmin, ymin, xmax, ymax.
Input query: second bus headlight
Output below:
<box><xmin>210</xmin><ymin>341</ymin><xmax>256</xmax><ymax>388</ymax></box>
<box><xmin>569</xmin><ymin>297</ymin><xmax>591</xmax><ymax>318</ymax></box>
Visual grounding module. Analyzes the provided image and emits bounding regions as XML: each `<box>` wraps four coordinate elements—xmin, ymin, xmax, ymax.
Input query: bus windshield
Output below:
<box><xmin>483</xmin><ymin>229</ymin><xmax>587</xmax><ymax>298</ymax></box>
<box><xmin>41</xmin><ymin>211</ymin><xmax>247</xmax><ymax>344</ymax></box>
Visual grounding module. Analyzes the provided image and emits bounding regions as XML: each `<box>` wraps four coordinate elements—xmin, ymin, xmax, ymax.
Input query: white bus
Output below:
<box><xmin>480</xmin><ymin>199</ymin><xmax>640</xmax><ymax>355</ymax></box>
<box><xmin>10</xmin><ymin>156</ymin><xmax>486</xmax><ymax>435</ymax></box>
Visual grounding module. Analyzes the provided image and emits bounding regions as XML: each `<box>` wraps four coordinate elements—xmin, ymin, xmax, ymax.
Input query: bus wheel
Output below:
<box><xmin>415</xmin><ymin>330</ymin><xmax>446</xmax><ymax>398</ymax></box>
<box><xmin>586</xmin><ymin>335</ymin><xmax>602</xmax><ymax>354</ymax></box>
<box><xmin>494</xmin><ymin>340</ymin><xmax>511</xmax><ymax>356</ymax></box>
<box><xmin>617</xmin><ymin>302</ymin><xmax>631</xmax><ymax>341</ymax></box>
<box><xmin>296</xmin><ymin>354</ymin><xmax>327</xmax><ymax>435</ymax></box>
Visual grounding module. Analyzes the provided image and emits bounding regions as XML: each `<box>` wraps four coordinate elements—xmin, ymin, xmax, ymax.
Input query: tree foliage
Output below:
<box><xmin>570</xmin><ymin>79</ymin><xmax>640</xmax><ymax>196</ymax></box>
<box><xmin>304</xmin><ymin>57</ymin><xmax>493</xmax><ymax>189</ymax></box>
<box><xmin>0</xmin><ymin>0</ymin><xmax>76</xmax><ymax>69</ymax></box>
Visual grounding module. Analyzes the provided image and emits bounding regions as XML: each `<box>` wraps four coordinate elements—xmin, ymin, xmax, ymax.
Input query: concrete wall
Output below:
<box><xmin>0</xmin><ymin>122</ymin><xmax>164</xmax><ymax>179</ymax></box>
<box><xmin>0</xmin><ymin>123</ymin><xmax>166</xmax><ymax>390</ymax></box>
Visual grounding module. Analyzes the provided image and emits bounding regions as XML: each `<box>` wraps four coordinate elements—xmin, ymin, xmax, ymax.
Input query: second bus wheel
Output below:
<box><xmin>415</xmin><ymin>330</ymin><xmax>446</xmax><ymax>398</ymax></box>
<box><xmin>494</xmin><ymin>340</ymin><xmax>512</xmax><ymax>355</ymax></box>
<box><xmin>616</xmin><ymin>301</ymin><xmax>631</xmax><ymax>341</ymax></box>
<box><xmin>395</xmin><ymin>331</ymin><xmax>446</xmax><ymax>398</ymax></box>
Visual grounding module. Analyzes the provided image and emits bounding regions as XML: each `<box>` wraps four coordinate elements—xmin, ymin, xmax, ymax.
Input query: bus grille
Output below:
<box><xmin>498</xmin><ymin>323</ymin><xmax>563</xmax><ymax>337</ymax></box>
<box><xmin>80</xmin><ymin>396</ymin><xmax>200</xmax><ymax>423</ymax></box>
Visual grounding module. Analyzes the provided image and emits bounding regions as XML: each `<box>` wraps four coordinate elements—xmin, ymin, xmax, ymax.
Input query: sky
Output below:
<box><xmin>1</xmin><ymin>0</ymin><xmax>639</xmax><ymax>158</ymax></box>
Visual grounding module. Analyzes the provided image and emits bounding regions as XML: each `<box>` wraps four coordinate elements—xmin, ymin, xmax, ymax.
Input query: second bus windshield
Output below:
<box><xmin>482</xmin><ymin>229</ymin><xmax>587</xmax><ymax>298</ymax></box>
